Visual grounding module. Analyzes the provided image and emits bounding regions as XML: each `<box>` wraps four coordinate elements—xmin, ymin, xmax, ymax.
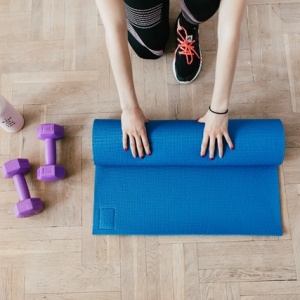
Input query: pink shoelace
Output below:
<box><xmin>175</xmin><ymin>25</ymin><xmax>202</xmax><ymax>65</ymax></box>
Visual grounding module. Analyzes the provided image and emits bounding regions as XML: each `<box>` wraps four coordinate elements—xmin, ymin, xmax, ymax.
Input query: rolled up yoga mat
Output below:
<box><xmin>92</xmin><ymin>119</ymin><xmax>285</xmax><ymax>235</ymax></box>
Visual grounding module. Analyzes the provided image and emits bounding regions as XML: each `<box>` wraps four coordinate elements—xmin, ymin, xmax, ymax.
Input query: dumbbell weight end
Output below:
<box><xmin>14</xmin><ymin>198</ymin><xmax>43</xmax><ymax>218</ymax></box>
<box><xmin>37</xmin><ymin>165</ymin><xmax>65</xmax><ymax>182</ymax></box>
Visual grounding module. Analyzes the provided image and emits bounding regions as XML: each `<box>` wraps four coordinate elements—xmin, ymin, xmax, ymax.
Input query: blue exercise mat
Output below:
<box><xmin>92</xmin><ymin>119</ymin><xmax>285</xmax><ymax>235</ymax></box>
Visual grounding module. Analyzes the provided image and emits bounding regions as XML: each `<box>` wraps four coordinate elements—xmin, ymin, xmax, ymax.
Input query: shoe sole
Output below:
<box><xmin>172</xmin><ymin>52</ymin><xmax>202</xmax><ymax>84</ymax></box>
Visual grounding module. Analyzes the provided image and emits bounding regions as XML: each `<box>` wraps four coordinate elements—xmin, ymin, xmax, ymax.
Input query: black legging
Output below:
<box><xmin>125</xmin><ymin>0</ymin><xmax>221</xmax><ymax>59</ymax></box>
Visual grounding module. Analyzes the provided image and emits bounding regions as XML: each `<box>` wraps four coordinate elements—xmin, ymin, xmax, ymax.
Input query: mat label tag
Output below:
<box><xmin>99</xmin><ymin>208</ymin><xmax>115</xmax><ymax>229</ymax></box>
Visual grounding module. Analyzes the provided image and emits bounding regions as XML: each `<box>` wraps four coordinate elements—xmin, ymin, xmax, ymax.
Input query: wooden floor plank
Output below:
<box><xmin>284</xmin><ymin>33</ymin><xmax>300</xmax><ymax>112</ymax></box>
<box><xmin>286</xmin><ymin>184</ymin><xmax>300</xmax><ymax>279</ymax></box>
<box><xmin>0</xmin><ymin>0</ymin><xmax>300</xmax><ymax>299</ymax></box>
<box><xmin>25</xmin><ymin>263</ymin><xmax>120</xmax><ymax>294</ymax></box>
<box><xmin>241</xmin><ymin>296</ymin><xmax>300</xmax><ymax>300</ymax></box>
<box><xmin>25</xmin><ymin>292</ymin><xmax>121</xmax><ymax>300</ymax></box>
<box><xmin>159</xmin><ymin>244</ymin><xmax>174</xmax><ymax>300</ymax></box>
<box><xmin>120</xmin><ymin>236</ymin><xmax>147</xmax><ymax>300</ymax></box>
<box><xmin>240</xmin><ymin>281</ymin><xmax>300</xmax><ymax>295</ymax></box>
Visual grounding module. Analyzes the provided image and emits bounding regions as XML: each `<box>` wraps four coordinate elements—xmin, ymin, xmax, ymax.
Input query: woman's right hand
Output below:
<box><xmin>95</xmin><ymin>1</ymin><xmax>150</xmax><ymax>159</ymax></box>
<box><xmin>121</xmin><ymin>107</ymin><xmax>151</xmax><ymax>158</ymax></box>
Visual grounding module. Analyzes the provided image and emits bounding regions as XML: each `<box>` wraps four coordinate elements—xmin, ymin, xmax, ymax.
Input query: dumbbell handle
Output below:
<box><xmin>13</xmin><ymin>174</ymin><xmax>31</xmax><ymax>201</ymax></box>
<box><xmin>45</xmin><ymin>138</ymin><xmax>56</xmax><ymax>165</ymax></box>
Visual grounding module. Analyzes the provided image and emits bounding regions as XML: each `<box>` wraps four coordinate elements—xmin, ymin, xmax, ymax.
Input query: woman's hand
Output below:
<box><xmin>197</xmin><ymin>109</ymin><xmax>234</xmax><ymax>159</ymax></box>
<box><xmin>121</xmin><ymin>107</ymin><xmax>151</xmax><ymax>158</ymax></box>
<box><xmin>196</xmin><ymin>0</ymin><xmax>245</xmax><ymax>160</ymax></box>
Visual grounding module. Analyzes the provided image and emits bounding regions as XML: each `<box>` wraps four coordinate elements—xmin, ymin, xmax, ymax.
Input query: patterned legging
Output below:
<box><xmin>125</xmin><ymin>0</ymin><xmax>221</xmax><ymax>59</ymax></box>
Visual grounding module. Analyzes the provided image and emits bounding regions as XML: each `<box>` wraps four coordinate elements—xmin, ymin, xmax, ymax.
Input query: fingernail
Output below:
<box><xmin>200</xmin><ymin>154</ymin><xmax>205</xmax><ymax>158</ymax></box>
<box><xmin>210</xmin><ymin>157</ymin><xmax>214</xmax><ymax>161</ymax></box>
<box><xmin>231</xmin><ymin>146</ymin><xmax>235</xmax><ymax>150</ymax></box>
<box><xmin>147</xmin><ymin>151</ymin><xmax>152</xmax><ymax>156</ymax></box>
<box><xmin>140</xmin><ymin>156</ymin><xmax>144</xmax><ymax>159</ymax></box>
<box><xmin>124</xmin><ymin>147</ymin><xmax>128</xmax><ymax>151</ymax></box>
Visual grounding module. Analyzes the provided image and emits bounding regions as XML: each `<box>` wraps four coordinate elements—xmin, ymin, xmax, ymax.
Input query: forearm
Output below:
<box><xmin>211</xmin><ymin>29</ymin><xmax>240</xmax><ymax>111</ymax></box>
<box><xmin>105</xmin><ymin>30</ymin><xmax>139</xmax><ymax>111</ymax></box>
<box><xmin>210</xmin><ymin>0</ymin><xmax>246</xmax><ymax>112</ymax></box>
<box><xmin>95</xmin><ymin>0</ymin><xmax>139</xmax><ymax>111</ymax></box>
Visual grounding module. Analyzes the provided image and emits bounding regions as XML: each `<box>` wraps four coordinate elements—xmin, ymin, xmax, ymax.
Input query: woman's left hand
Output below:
<box><xmin>197</xmin><ymin>110</ymin><xmax>234</xmax><ymax>159</ymax></box>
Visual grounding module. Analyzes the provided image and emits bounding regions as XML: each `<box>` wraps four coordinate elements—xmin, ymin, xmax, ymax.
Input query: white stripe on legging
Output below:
<box><xmin>126</xmin><ymin>20</ymin><xmax>164</xmax><ymax>57</ymax></box>
<box><xmin>179</xmin><ymin>0</ymin><xmax>200</xmax><ymax>24</ymax></box>
<box><xmin>125</xmin><ymin>3</ymin><xmax>162</xmax><ymax>29</ymax></box>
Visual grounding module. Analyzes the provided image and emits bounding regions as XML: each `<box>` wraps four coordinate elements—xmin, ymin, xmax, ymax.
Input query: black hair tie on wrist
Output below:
<box><xmin>209</xmin><ymin>106</ymin><xmax>228</xmax><ymax>115</ymax></box>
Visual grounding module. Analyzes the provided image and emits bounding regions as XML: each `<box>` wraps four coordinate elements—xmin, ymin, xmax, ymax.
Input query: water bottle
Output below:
<box><xmin>0</xmin><ymin>95</ymin><xmax>24</xmax><ymax>133</ymax></box>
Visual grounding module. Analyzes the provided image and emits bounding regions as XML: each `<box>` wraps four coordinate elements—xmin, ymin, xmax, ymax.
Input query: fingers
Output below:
<box><xmin>224</xmin><ymin>132</ymin><xmax>234</xmax><ymax>150</ymax></box>
<box><xmin>201</xmin><ymin>130</ymin><xmax>218</xmax><ymax>159</ymax></box>
<box><xmin>208</xmin><ymin>135</ymin><xmax>225</xmax><ymax>160</ymax></box>
<box><xmin>217</xmin><ymin>135</ymin><xmax>223</xmax><ymax>158</ymax></box>
<box><xmin>127</xmin><ymin>134</ymin><xmax>143</xmax><ymax>158</ymax></box>
<box><xmin>209</xmin><ymin>137</ymin><xmax>216</xmax><ymax>160</ymax></box>
<box><xmin>200</xmin><ymin>130</ymin><xmax>233</xmax><ymax>159</ymax></box>
<box><xmin>141</xmin><ymin>134</ymin><xmax>151</xmax><ymax>156</ymax></box>
<box><xmin>121</xmin><ymin>108</ymin><xmax>151</xmax><ymax>158</ymax></box>
<box><xmin>129</xmin><ymin>135</ymin><xmax>138</xmax><ymax>158</ymax></box>
<box><xmin>122</xmin><ymin>132</ymin><xmax>128</xmax><ymax>152</ymax></box>
<box><xmin>198</xmin><ymin>111</ymin><xmax>234</xmax><ymax>159</ymax></box>
<box><xmin>124</xmin><ymin>128</ymin><xmax>151</xmax><ymax>158</ymax></box>
<box><xmin>200</xmin><ymin>133</ymin><xmax>209</xmax><ymax>157</ymax></box>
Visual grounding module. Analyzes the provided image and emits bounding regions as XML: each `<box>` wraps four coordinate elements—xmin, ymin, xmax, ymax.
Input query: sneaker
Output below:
<box><xmin>172</xmin><ymin>13</ymin><xmax>202</xmax><ymax>84</ymax></box>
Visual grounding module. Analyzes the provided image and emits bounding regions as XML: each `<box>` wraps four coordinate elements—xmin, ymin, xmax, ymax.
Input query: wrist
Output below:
<box><xmin>120</xmin><ymin>92</ymin><xmax>139</xmax><ymax>112</ymax></box>
<box><xmin>209</xmin><ymin>106</ymin><xmax>228</xmax><ymax>115</ymax></box>
<box><xmin>121</xmin><ymin>101</ymin><xmax>140</xmax><ymax>112</ymax></box>
<box><xmin>209</xmin><ymin>99</ymin><xmax>229</xmax><ymax>113</ymax></box>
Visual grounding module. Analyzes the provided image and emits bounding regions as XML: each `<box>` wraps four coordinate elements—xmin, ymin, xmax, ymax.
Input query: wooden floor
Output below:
<box><xmin>0</xmin><ymin>0</ymin><xmax>300</xmax><ymax>299</ymax></box>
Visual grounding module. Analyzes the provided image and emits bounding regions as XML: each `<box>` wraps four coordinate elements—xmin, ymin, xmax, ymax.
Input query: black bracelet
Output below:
<box><xmin>209</xmin><ymin>106</ymin><xmax>228</xmax><ymax>115</ymax></box>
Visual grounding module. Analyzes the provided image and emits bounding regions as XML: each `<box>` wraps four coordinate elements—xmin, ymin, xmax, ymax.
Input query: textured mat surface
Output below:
<box><xmin>92</xmin><ymin>119</ymin><xmax>285</xmax><ymax>235</ymax></box>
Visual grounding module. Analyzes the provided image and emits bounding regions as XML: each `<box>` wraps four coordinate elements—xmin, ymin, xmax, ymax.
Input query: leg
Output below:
<box><xmin>173</xmin><ymin>0</ymin><xmax>221</xmax><ymax>83</ymax></box>
<box><xmin>125</xmin><ymin>0</ymin><xmax>170</xmax><ymax>59</ymax></box>
<box><xmin>180</xmin><ymin>0</ymin><xmax>221</xmax><ymax>24</ymax></box>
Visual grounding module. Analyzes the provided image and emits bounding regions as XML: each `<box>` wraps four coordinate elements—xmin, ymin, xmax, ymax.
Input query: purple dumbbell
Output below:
<box><xmin>37</xmin><ymin>123</ymin><xmax>65</xmax><ymax>182</ymax></box>
<box><xmin>2</xmin><ymin>159</ymin><xmax>44</xmax><ymax>218</ymax></box>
